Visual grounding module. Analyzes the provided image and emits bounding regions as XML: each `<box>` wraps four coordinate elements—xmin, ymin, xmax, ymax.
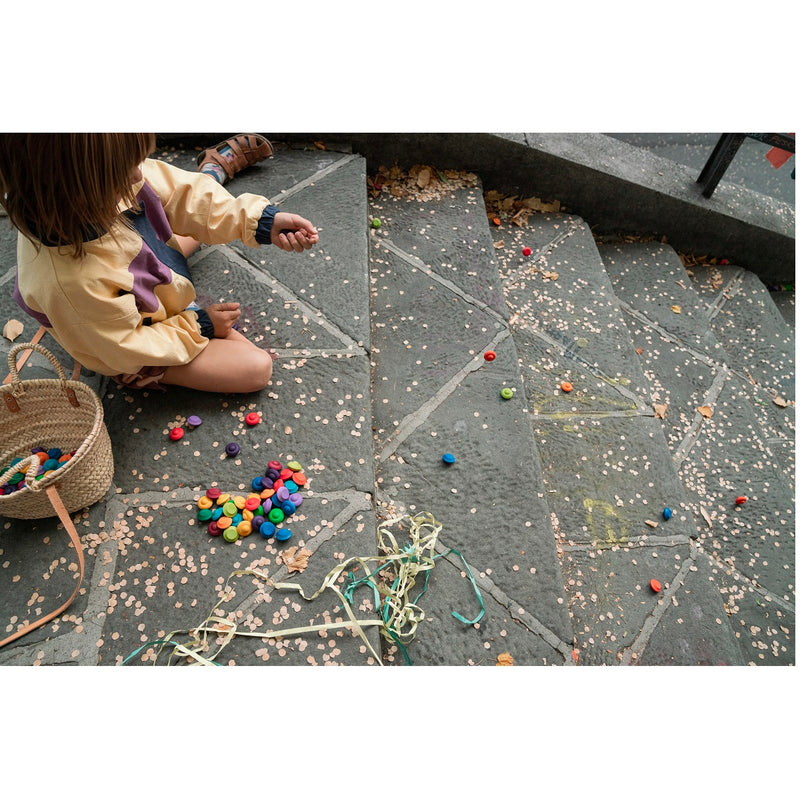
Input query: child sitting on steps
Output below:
<box><xmin>0</xmin><ymin>133</ymin><xmax>318</xmax><ymax>393</ymax></box>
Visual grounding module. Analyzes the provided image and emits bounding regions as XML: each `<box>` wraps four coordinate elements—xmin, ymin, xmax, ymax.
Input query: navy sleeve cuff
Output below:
<box><xmin>195</xmin><ymin>308</ymin><xmax>215</xmax><ymax>339</ymax></box>
<box><xmin>255</xmin><ymin>204</ymin><xmax>280</xmax><ymax>245</ymax></box>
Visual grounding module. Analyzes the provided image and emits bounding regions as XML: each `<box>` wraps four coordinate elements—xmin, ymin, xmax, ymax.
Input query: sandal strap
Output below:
<box><xmin>197</xmin><ymin>134</ymin><xmax>273</xmax><ymax>180</ymax></box>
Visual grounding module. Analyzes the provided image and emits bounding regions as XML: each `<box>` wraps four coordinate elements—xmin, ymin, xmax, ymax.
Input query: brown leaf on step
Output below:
<box><xmin>416</xmin><ymin>167</ymin><xmax>431</xmax><ymax>188</ymax></box>
<box><xmin>645</xmin><ymin>520</ymin><xmax>659</xmax><ymax>528</ymax></box>
<box><xmin>773</xmin><ymin>396</ymin><xmax>789</xmax><ymax>408</ymax></box>
<box><xmin>700</xmin><ymin>506</ymin><xmax>714</xmax><ymax>527</ymax></box>
<box><xmin>282</xmin><ymin>546</ymin><xmax>312</xmax><ymax>574</ymax></box>
<box><xmin>493</xmin><ymin>240</ymin><xmax>505</xmax><ymax>249</ymax></box>
<box><xmin>697</xmin><ymin>406</ymin><xmax>713</xmax><ymax>418</ymax></box>
<box><xmin>496</xmin><ymin>652</ymin><xmax>514</xmax><ymax>666</ymax></box>
<box><xmin>313</xmin><ymin>141</ymin><xmax>327</xmax><ymax>150</ymax></box>
<box><xmin>671</xmin><ymin>305</ymin><xmax>682</xmax><ymax>314</ymax></box>
<box><xmin>3</xmin><ymin>319</ymin><xmax>24</xmax><ymax>342</ymax></box>
<box><xmin>635</xmin><ymin>348</ymin><xmax>644</xmax><ymax>355</ymax></box>
<box><xmin>511</xmin><ymin>207</ymin><xmax>532</xmax><ymax>226</ymax></box>
<box><xmin>542</xmin><ymin>271</ymin><xmax>559</xmax><ymax>281</ymax></box>
<box><xmin>653</xmin><ymin>403</ymin><xmax>668</xmax><ymax>419</ymax></box>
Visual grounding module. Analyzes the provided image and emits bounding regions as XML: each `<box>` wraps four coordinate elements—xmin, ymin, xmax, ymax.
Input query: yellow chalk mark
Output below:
<box><xmin>583</xmin><ymin>498</ymin><xmax>628</xmax><ymax>545</ymax></box>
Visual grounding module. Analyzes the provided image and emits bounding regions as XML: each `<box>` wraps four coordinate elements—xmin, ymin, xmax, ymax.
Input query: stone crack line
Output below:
<box><xmin>622</xmin><ymin>285</ymin><xmax>790</xmax><ymax>395</ymax></box>
<box><xmin>377</xmin><ymin>326</ymin><xmax>511</xmax><ymax>463</ymax></box>
<box><xmin>705</xmin><ymin>268</ymin><xmax>746</xmax><ymax>321</ymax></box>
<box><xmin>269</xmin><ymin>154</ymin><xmax>361</xmax><ymax>205</ymax></box>
<box><xmin>559</xmin><ymin>533</ymin><xmax>693</xmax><ymax>551</ymax></box>
<box><xmin>672</xmin><ymin>364</ymin><xmax>731</xmax><ymax>467</ymax></box>
<box><xmin>193</xmin><ymin>244</ymin><xmax>366</xmax><ymax>354</ymax></box>
<box><xmin>377</xmin><ymin>237</ymin><xmax>508</xmax><ymax>326</ymax></box>
<box><xmin>0</xmin><ymin>264</ymin><xmax>16</xmax><ymax>287</ymax></box>
<box><xmin>618</xmin><ymin>542</ymin><xmax>700</xmax><ymax>665</ymax></box>
<box><xmin>695</xmin><ymin>542</ymin><xmax>795</xmax><ymax>615</ymax></box>
<box><xmin>617</xmin><ymin>299</ymin><xmax>723</xmax><ymax>371</ymax></box>
<box><xmin>533</xmin><ymin>408</ymin><xmax>651</xmax><ymax>420</ymax></box>
<box><xmin>500</xmin><ymin>218</ymin><xmax>582</xmax><ymax>291</ymax></box>
<box><xmin>433</xmin><ymin>542</ymin><xmax>575</xmax><ymax>663</ymax></box>
<box><xmin>524</xmin><ymin>324</ymin><xmax>650</xmax><ymax>412</ymax></box>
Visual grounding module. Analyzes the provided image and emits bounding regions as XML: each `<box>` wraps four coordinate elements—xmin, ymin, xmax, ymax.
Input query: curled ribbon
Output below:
<box><xmin>122</xmin><ymin>511</ymin><xmax>484</xmax><ymax>666</ymax></box>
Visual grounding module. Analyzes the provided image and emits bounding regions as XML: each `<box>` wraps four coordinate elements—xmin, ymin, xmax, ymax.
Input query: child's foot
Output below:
<box><xmin>197</xmin><ymin>134</ymin><xmax>273</xmax><ymax>184</ymax></box>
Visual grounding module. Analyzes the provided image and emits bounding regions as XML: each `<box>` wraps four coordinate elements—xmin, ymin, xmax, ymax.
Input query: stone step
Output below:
<box><xmin>599</xmin><ymin>241</ymin><xmax>794</xmax><ymax>664</ymax></box>
<box><xmin>490</xmin><ymin>215</ymin><xmax>742</xmax><ymax>665</ymax></box>
<box><xmin>367</xmin><ymin>172</ymin><xmax>574</xmax><ymax>665</ymax></box>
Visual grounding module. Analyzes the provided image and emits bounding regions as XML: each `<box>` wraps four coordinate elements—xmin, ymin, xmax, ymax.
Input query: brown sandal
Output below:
<box><xmin>196</xmin><ymin>134</ymin><xmax>274</xmax><ymax>182</ymax></box>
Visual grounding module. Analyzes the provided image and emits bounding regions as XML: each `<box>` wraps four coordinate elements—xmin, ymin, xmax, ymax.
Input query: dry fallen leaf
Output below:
<box><xmin>416</xmin><ymin>167</ymin><xmax>431</xmax><ymax>189</ymax></box>
<box><xmin>542</xmin><ymin>271</ymin><xmax>559</xmax><ymax>281</ymax></box>
<box><xmin>496</xmin><ymin>652</ymin><xmax>514</xmax><ymax>666</ymax></box>
<box><xmin>697</xmin><ymin>406</ymin><xmax>713</xmax><ymax>418</ymax></box>
<box><xmin>671</xmin><ymin>305</ymin><xmax>682</xmax><ymax>314</ymax></box>
<box><xmin>773</xmin><ymin>396</ymin><xmax>789</xmax><ymax>408</ymax></box>
<box><xmin>493</xmin><ymin>240</ymin><xmax>505</xmax><ymax>249</ymax></box>
<box><xmin>282</xmin><ymin>546</ymin><xmax>312</xmax><ymax>574</ymax></box>
<box><xmin>653</xmin><ymin>403</ymin><xmax>668</xmax><ymax>419</ymax></box>
<box><xmin>3</xmin><ymin>319</ymin><xmax>24</xmax><ymax>342</ymax></box>
<box><xmin>700</xmin><ymin>507</ymin><xmax>714</xmax><ymax>527</ymax></box>
<box><xmin>645</xmin><ymin>520</ymin><xmax>659</xmax><ymax>529</ymax></box>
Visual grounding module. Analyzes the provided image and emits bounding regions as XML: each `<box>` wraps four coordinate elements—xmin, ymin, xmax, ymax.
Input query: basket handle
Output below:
<box><xmin>6</xmin><ymin>341</ymin><xmax>68</xmax><ymax>385</ymax></box>
<box><xmin>0</xmin><ymin>485</ymin><xmax>85</xmax><ymax>650</ymax></box>
<box><xmin>0</xmin><ymin>454</ymin><xmax>43</xmax><ymax>491</ymax></box>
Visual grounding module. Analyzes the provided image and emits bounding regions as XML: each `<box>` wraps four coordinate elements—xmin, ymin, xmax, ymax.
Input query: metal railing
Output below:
<box><xmin>697</xmin><ymin>133</ymin><xmax>795</xmax><ymax>197</ymax></box>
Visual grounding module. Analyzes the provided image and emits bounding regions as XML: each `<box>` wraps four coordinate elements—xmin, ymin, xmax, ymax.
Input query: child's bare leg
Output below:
<box><xmin>161</xmin><ymin>329</ymin><xmax>273</xmax><ymax>393</ymax></box>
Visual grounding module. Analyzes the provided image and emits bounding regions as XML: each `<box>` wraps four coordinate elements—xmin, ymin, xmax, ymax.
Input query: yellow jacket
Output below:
<box><xmin>13</xmin><ymin>158</ymin><xmax>272</xmax><ymax>376</ymax></box>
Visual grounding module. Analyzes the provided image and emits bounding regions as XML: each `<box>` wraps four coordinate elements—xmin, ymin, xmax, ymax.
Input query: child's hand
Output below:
<box><xmin>271</xmin><ymin>212</ymin><xmax>319</xmax><ymax>252</ymax></box>
<box><xmin>205</xmin><ymin>302</ymin><xmax>241</xmax><ymax>338</ymax></box>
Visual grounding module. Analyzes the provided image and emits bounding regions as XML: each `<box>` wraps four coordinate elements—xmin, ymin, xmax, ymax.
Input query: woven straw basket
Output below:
<box><xmin>0</xmin><ymin>342</ymin><xmax>113</xmax><ymax>520</ymax></box>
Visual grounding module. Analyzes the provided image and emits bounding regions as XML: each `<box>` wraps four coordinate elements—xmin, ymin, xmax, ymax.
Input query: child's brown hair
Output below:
<box><xmin>0</xmin><ymin>133</ymin><xmax>156</xmax><ymax>257</ymax></box>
